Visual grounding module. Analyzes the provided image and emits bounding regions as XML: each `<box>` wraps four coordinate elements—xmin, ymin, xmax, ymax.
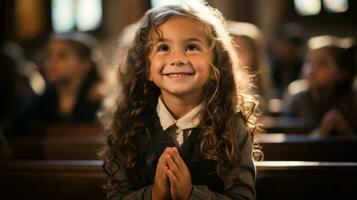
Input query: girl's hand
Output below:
<box><xmin>165</xmin><ymin>147</ymin><xmax>192</xmax><ymax>200</ymax></box>
<box><xmin>152</xmin><ymin>149</ymin><xmax>170</xmax><ymax>200</ymax></box>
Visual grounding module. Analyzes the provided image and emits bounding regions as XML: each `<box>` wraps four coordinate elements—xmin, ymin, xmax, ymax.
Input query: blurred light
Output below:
<box><xmin>288</xmin><ymin>79</ymin><xmax>309</xmax><ymax>96</ymax></box>
<box><xmin>268</xmin><ymin>99</ymin><xmax>283</xmax><ymax>114</ymax></box>
<box><xmin>52</xmin><ymin>0</ymin><xmax>75</xmax><ymax>33</ymax></box>
<box><xmin>254</xmin><ymin>161</ymin><xmax>321</xmax><ymax>167</ymax></box>
<box><xmin>308</xmin><ymin>35</ymin><xmax>338</xmax><ymax>49</ymax></box>
<box><xmin>323</xmin><ymin>0</ymin><xmax>348</xmax><ymax>13</ymax></box>
<box><xmin>294</xmin><ymin>0</ymin><xmax>321</xmax><ymax>16</ymax></box>
<box><xmin>257</xmin><ymin>133</ymin><xmax>287</xmax><ymax>143</ymax></box>
<box><xmin>30</xmin><ymin>69</ymin><xmax>46</xmax><ymax>95</ymax></box>
<box><xmin>77</xmin><ymin>0</ymin><xmax>102</xmax><ymax>31</ymax></box>
<box><xmin>338</xmin><ymin>37</ymin><xmax>354</xmax><ymax>49</ymax></box>
<box><xmin>308</xmin><ymin>35</ymin><xmax>355</xmax><ymax>50</ymax></box>
<box><xmin>151</xmin><ymin>0</ymin><xmax>204</xmax><ymax>7</ymax></box>
<box><xmin>255</xmin><ymin>161</ymin><xmax>357</xmax><ymax>167</ymax></box>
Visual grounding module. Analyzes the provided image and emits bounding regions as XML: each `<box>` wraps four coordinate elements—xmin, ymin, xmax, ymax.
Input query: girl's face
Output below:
<box><xmin>44</xmin><ymin>40</ymin><xmax>89</xmax><ymax>84</ymax></box>
<box><xmin>149</xmin><ymin>16</ymin><xmax>212</xmax><ymax>101</ymax></box>
<box><xmin>303</xmin><ymin>48</ymin><xmax>340</xmax><ymax>89</ymax></box>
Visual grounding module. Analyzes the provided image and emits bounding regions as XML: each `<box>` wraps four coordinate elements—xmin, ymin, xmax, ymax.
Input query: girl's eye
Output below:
<box><xmin>157</xmin><ymin>44</ymin><xmax>170</xmax><ymax>52</ymax></box>
<box><xmin>186</xmin><ymin>44</ymin><xmax>200</xmax><ymax>52</ymax></box>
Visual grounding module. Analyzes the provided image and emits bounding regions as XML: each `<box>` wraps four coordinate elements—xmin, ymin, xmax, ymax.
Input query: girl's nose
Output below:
<box><xmin>170</xmin><ymin>58</ymin><xmax>186</xmax><ymax>66</ymax></box>
<box><xmin>169</xmin><ymin>51</ymin><xmax>188</xmax><ymax>66</ymax></box>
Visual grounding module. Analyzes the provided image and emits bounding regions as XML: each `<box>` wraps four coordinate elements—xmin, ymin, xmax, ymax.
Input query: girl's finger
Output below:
<box><xmin>168</xmin><ymin>147</ymin><xmax>187</xmax><ymax>172</ymax></box>
<box><xmin>165</xmin><ymin>154</ymin><xmax>179</xmax><ymax>177</ymax></box>
<box><xmin>167</xmin><ymin>169</ymin><xmax>178</xmax><ymax>195</ymax></box>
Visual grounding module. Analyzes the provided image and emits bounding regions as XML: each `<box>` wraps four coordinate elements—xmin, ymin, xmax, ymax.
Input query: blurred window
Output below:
<box><xmin>294</xmin><ymin>0</ymin><xmax>321</xmax><ymax>16</ymax></box>
<box><xmin>151</xmin><ymin>0</ymin><xmax>204</xmax><ymax>7</ymax></box>
<box><xmin>52</xmin><ymin>0</ymin><xmax>102</xmax><ymax>33</ymax></box>
<box><xmin>323</xmin><ymin>0</ymin><xmax>348</xmax><ymax>13</ymax></box>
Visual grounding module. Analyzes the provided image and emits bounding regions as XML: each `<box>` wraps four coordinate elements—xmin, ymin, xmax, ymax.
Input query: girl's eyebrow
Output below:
<box><xmin>154</xmin><ymin>37</ymin><xmax>206</xmax><ymax>44</ymax></box>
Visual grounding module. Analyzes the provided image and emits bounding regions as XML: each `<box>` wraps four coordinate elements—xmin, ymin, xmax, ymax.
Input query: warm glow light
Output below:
<box><xmin>268</xmin><ymin>99</ymin><xmax>283</xmax><ymax>113</ymax></box>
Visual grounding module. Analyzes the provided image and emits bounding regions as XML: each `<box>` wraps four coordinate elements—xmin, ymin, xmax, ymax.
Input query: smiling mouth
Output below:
<box><xmin>163</xmin><ymin>72</ymin><xmax>195</xmax><ymax>77</ymax></box>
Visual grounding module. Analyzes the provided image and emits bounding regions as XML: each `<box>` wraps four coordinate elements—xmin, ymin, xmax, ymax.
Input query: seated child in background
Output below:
<box><xmin>285</xmin><ymin>36</ymin><xmax>357</xmax><ymax>137</ymax></box>
<box><xmin>16</xmin><ymin>32</ymin><xmax>104</xmax><ymax>133</ymax></box>
<box><xmin>101</xmin><ymin>3</ymin><xmax>261</xmax><ymax>200</ymax></box>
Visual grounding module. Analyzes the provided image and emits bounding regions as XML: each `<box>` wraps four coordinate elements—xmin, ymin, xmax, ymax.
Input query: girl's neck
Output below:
<box><xmin>56</xmin><ymin>78</ymin><xmax>83</xmax><ymax>114</ymax></box>
<box><xmin>161</xmin><ymin>92</ymin><xmax>203</xmax><ymax>119</ymax></box>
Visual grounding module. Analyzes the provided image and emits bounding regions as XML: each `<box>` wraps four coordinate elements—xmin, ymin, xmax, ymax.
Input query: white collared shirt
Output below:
<box><xmin>156</xmin><ymin>97</ymin><xmax>203</xmax><ymax>147</ymax></box>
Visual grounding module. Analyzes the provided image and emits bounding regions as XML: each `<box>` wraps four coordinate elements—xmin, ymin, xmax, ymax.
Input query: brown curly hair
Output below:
<box><xmin>101</xmin><ymin>2</ymin><xmax>262</xmax><ymax>187</ymax></box>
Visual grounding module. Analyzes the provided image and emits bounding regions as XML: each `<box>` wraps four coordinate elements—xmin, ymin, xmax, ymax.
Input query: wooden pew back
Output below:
<box><xmin>258</xmin><ymin>133</ymin><xmax>357</xmax><ymax>161</ymax></box>
<box><xmin>7</xmin><ymin>124</ymin><xmax>103</xmax><ymax>160</ymax></box>
<box><xmin>1</xmin><ymin>160</ymin><xmax>356</xmax><ymax>200</ymax></box>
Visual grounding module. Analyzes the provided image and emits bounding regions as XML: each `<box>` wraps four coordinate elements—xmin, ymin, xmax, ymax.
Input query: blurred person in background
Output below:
<box><xmin>15</xmin><ymin>32</ymin><xmax>104</xmax><ymax>134</ymax></box>
<box><xmin>0</xmin><ymin>42</ymin><xmax>44</xmax><ymax>135</ymax></box>
<box><xmin>285</xmin><ymin>36</ymin><xmax>357</xmax><ymax>137</ymax></box>
<box><xmin>269</xmin><ymin>23</ymin><xmax>306</xmax><ymax>98</ymax></box>
<box><xmin>227</xmin><ymin>21</ymin><xmax>274</xmax><ymax>114</ymax></box>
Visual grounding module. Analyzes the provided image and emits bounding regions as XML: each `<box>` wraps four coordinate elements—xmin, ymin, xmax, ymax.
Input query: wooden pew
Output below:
<box><xmin>260</xmin><ymin>116</ymin><xmax>312</xmax><ymax>133</ymax></box>
<box><xmin>1</xmin><ymin>160</ymin><xmax>356</xmax><ymax>200</ymax></box>
<box><xmin>258</xmin><ymin>133</ymin><xmax>357</xmax><ymax>161</ymax></box>
<box><xmin>6</xmin><ymin>124</ymin><xmax>104</xmax><ymax>160</ymax></box>
<box><xmin>6</xmin><ymin>126</ymin><xmax>357</xmax><ymax>162</ymax></box>
<box><xmin>255</xmin><ymin>161</ymin><xmax>357</xmax><ymax>200</ymax></box>
<box><xmin>0</xmin><ymin>160</ymin><xmax>105</xmax><ymax>200</ymax></box>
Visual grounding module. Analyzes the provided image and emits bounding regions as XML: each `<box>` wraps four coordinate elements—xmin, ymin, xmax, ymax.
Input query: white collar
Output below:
<box><xmin>156</xmin><ymin>97</ymin><xmax>203</xmax><ymax>131</ymax></box>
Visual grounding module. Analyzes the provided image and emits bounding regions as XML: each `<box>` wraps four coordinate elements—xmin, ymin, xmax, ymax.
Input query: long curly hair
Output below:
<box><xmin>101</xmin><ymin>2</ymin><xmax>262</xmax><ymax>186</ymax></box>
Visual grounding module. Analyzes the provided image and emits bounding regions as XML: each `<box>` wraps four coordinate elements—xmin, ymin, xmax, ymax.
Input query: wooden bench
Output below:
<box><xmin>0</xmin><ymin>160</ymin><xmax>105</xmax><ymax>200</ymax></box>
<box><xmin>1</xmin><ymin>160</ymin><xmax>356</xmax><ymax>200</ymax></box>
<box><xmin>258</xmin><ymin>133</ymin><xmax>357</xmax><ymax>161</ymax></box>
<box><xmin>255</xmin><ymin>161</ymin><xmax>357</xmax><ymax>199</ymax></box>
<box><xmin>6</xmin><ymin>126</ymin><xmax>357</xmax><ymax>162</ymax></box>
<box><xmin>6</xmin><ymin>124</ymin><xmax>104</xmax><ymax>160</ymax></box>
<box><xmin>260</xmin><ymin>116</ymin><xmax>312</xmax><ymax>133</ymax></box>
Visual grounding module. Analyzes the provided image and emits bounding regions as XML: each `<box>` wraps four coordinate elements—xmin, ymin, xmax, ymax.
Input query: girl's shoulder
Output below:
<box><xmin>231</xmin><ymin>112</ymin><xmax>250</xmax><ymax>138</ymax></box>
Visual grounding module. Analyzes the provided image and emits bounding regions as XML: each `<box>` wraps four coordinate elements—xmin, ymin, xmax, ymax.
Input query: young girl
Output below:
<box><xmin>102</xmin><ymin>3</ymin><xmax>261</xmax><ymax>200</ymax></box>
